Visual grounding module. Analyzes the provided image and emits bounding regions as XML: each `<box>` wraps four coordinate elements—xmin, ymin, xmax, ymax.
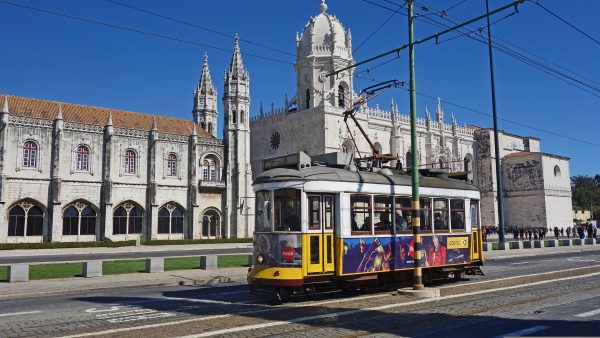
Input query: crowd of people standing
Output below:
<box><xmin>482</xmin><ymin>223</ymin><xmax>597</xmax><ymax>242</ymax></box>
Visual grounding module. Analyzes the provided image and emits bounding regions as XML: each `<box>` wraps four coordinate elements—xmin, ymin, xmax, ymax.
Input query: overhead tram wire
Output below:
<box><xmin>354</xmin><ymin>10</ymin><xmax>399</xmax><ymax>54</ymax></box>
<box><xmin>414</xmin><ymin>0</ymin><xmax>600</xmax><ymax>87</ymax></box>
<box><xmin>409</xmin><ymin>0</ymin><xmax>600</xmax><ymax>93</ymax></box>
<box><xmin>105</xmin><ymin>0</ymin><xmax>296</xmax><ymax>57</ymax></box>
<box><xmin>364</xmin><ymin>0</ymin><xmax>600</xmax><ymax>98</ymax></box>
<box><xmin>353</xmin><ymin>73</ymin><xmax>600</xmax><ymax>148</ymax></box>
<box><xmin>532</xmin><ymin>0</ymin><xmax>600</xmax><ymax>46</ymax></box>
<box><xmin>0</xmin><ymin>0</ymin><xmax>293</xmax><ymax>65</ymax></box>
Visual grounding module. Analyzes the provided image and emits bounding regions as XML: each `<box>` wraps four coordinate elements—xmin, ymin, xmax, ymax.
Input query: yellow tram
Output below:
<box><xmin>247</xmin><ymin>152</ymin><xmax>484</xmax><ymax>300</ymax></box>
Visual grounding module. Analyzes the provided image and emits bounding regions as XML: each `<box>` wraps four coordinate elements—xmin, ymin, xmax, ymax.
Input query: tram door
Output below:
<box><xmin>306</xmin><ymin>195</ymin><xmax>335</xmax><ymax>274</ymax></box>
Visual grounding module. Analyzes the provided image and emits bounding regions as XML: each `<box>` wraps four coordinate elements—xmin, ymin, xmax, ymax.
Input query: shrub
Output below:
<box><xmin>0</xmin><ymin>241</ymin><xmax>136</xmax><ymax>250</ymax></box>
<box><xmin>145</xmin><ymin>238</ymin><xmax>252</xmax><ymax>246</ymax></box>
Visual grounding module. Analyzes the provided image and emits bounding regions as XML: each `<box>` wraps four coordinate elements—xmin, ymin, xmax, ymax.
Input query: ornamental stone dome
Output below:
<box><xmin>296</xmin><ymin>0</ymin><xmax>352</xmax><ymax>59</ymax></box>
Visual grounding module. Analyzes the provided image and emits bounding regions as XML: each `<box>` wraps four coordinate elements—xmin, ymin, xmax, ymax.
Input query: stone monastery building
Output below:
<box><xmin>0</xmin><ymin>1</ymin><xmax>572</xmax><ymax>243</ymax></box>
<box><xmin>250</xmin><ymin>1</ymin><xmax>572</xmax><ymax>231</ymax></box>
<box><xmin>0</xmin><ymin>38</ymin><xmax>254</xmax><ymax>243</ymax></box>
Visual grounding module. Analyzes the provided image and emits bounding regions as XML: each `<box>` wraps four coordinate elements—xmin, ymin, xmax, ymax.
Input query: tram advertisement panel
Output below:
<box><xmin>342</xmin><ymin>234</ymin><xmax>471</xmax><ymax>274</ymax></box>
<box><xmin>254</xmin><ymin>233</ymin><xmax>303</xmax><ymax>267</ymax></box>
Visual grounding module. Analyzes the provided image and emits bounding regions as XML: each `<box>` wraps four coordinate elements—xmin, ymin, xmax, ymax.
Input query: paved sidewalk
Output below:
<box><xmin>484</xmin><ymin>243</ymin><xmax>600</xmax><ymax>260</ymax></box>
<box><xmin>0</xmin><ymin>267</ymin><xmax>249</xmax><ymax>301</ymax></box>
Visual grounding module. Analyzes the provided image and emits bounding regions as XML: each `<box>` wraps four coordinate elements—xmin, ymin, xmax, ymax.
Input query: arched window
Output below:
<box><xmin>406</xmin><ymin>151</ymin><xmax>413</xmax><ymax>169</ymax></box>
<box><xmin>554</xmin><ymin>165</ymin><xmax>561</xmax><ymax>178</ymax></box>
<box><xmin>439</xmin><ymin>158</ymin><xmax>445</xmax><ymax>169</ymax></box>
<box><xmin>201</xmin><ymin>156</ymin><xmax>220</xmax><ymax>181</ymax></box>
<box><xmin>202</xmin><ymin>209</ymin><xmax>221</xmax><ymax>238</ymax></box>
<box><xmin>124</xmin><ymin>149</ymin><xmax>137</xmax><ymax>174</ymax></box>
<box><xmin>207</xmin><ymin>122</ymin><xmax>213</xmax><ymax>135</ymax></box>
<box><xmin>464</xmin><ymin>154</ymin><xmax>472</xmax><ymax>172</ymax></box>
<box><xmin>306</xmin><ymin>89</ymin><xmax>310</xmax><ymax>109</ymax></box>
<box><xmin>76</xmin><ymin>145</ymin><xmax>90</xmax><ymax>171</ymax></box>
<box><xmin>232</xmin><ymin>110</ymin><xmax>237</xmax><ymax>124</ymax></box>
<box><xmin>341</xmin><ymin>140</ymin><xmax>354</xmax><ymax>154</ymax></box>
<box><xmin>167</xmin><ymin>153</ymin><xmax>177</xmax><ymax>177</ymax></box>
<box><xmin>8</xmin><ymin>201</ymin><xmax>43</xmax><ymax>237</ymax></box>
<box><xmin>22</xmin><ymin>140</ymin><xmax>38</xmax><ymax>168</ymax></box>
<box><xmin>240</xmin><ymin>110</ymin><xmax>245</xmax><ymax>124</ymax></box>
<box><xmin>63</xmin><ymin>202</ymin><xmax>97</xmax><ymax>236</ymax></box>
<box><xmin>200</xmin><ymin>121</ymin><xmax>206</xmax><ymax>130</ymax></box>
<box><xmin>338</xmin><ymin>85</ymin><xmax>346</xmax><ymax>108</ymax></box>
<box><xmin>113</xmin><ymin>203</ymin><xmax>143</xmax><ymax>235</ymax></box>
<box><xmin>373</xmin><ymin>142</ymin><xmax>382</xmax><ymax>155</ymax></box>
<box><xmin>158</xmin><ymin>204</ymin><xmax>184</xmax><ymax>234</ymax></box>
<box><xmin>202</xmin><ymin>160</ymin><xmax>210</xmax><ymax>180</ymax></box>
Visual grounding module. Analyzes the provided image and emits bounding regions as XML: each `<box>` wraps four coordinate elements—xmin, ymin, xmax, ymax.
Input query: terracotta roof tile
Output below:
<box><xmin>1</xmin><ymin>94</ymin><xmax>214</xmax><ymax>139</ymax></box>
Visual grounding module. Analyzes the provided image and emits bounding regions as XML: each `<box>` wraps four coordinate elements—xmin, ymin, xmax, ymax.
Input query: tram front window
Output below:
<box><xmin>255</xmin><ymin>190</ymin><xmax>273</xmax><ymax>232</ymax></box>
<box><xmin>274</xmin><ymin>189</ymin><xmax>301</xmax><ymax>232</ymax></box>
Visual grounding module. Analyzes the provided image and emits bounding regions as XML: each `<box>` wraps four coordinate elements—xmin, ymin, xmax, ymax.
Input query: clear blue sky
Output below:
<box><xmin>1</xmin><ymin>0</ymin><xmax>598</xmax><ymax>176</ymax></box>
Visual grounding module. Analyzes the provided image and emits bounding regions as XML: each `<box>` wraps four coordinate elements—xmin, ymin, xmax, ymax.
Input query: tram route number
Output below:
<box><xmin>85</xmin><ymin>305</ymin><xmax>176</xmax><ymax>323</ymax></box>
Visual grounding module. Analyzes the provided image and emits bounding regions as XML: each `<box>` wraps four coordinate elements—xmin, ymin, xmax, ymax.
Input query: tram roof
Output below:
<box><xmin>254</xmin><ymin>166</ymin><xmax>479</xmax><ymax>191</ymax></box>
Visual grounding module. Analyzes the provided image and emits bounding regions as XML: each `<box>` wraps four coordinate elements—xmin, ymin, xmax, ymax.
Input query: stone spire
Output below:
<box><xmin>197</xmin><ymin>53</ymin><xmax>215</xmax><ymax>100</ymax></box>
<box><xmin>1</xmin><ymin>96</ymin><xmax>9</xmax><ymax>114</ymax></box>
<box><xmin>56</xmin><ymin>104</ymin><xmax>63</xmax><ymax>120</ymax></box>
<box><xmin>436</xmin><ymin>97</ymin><xmax>444</xmax><ymax>124</ymax></box>
<box><xmin>107</xmin><ymin>111</ymin><xmax>113</xmax><ymax>126</ymax></box>
<box><xmin>259</xmin><ymin>102</ymin><xmax>264</xmax><ymax>118</ymax></box>
<box><xmin>151</xmin><ymin>117</ymin><xmax>157</xmax><ymax>131</ymax></box>
<box><xmin>191</xmin><ymin>120</ymin><xmax>197</xmax><ymax>136</ymax></box>
<box><xmin>229</xmin><ymin>34</ymin><xmax>245</xmax><ymax>79</ymax></box>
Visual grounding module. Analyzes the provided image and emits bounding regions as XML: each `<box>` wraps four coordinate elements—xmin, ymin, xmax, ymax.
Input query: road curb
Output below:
<box><xmin>485</xmin><ymin>247</ymin><xmax>600</xmax><ymax>261</ymax></box>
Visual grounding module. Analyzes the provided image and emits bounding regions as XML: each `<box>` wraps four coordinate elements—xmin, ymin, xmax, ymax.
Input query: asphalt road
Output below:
<box><xmin>0</xmin><ymin>250</ymin><xmax>599</xmax><ymax>337</ymax></box>
<box><xmin>0</xmin><ymin>247</ymin><xmax>252</xmax><ymax>264</ymax></box>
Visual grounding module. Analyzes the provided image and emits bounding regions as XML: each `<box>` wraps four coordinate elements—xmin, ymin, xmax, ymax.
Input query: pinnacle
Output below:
<box><xmin>1</xmin><ymin>95</ymin><xmax>8</xmax><ymax>113</ymax></box>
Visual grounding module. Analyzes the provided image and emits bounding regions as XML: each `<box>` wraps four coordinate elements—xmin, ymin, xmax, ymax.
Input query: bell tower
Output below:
<box><xmin>294</xmin><ymin>1</ymin><xmax>354</xmax><ymax>111</ymax></box>
<box><xmin>222</xmin><ymin>35</ymin><xmax>254</xmax><ymax>238</ymax></box>
<box><xmin>193</xmin><ymin>53</ymin><xmax>218</xmax><ymax>137</ymax></box>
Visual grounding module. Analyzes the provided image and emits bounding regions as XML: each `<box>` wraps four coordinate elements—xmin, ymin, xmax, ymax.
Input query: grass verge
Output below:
<box><xmin>0</xmin><ymin>255</ymin><xmax>250</xmax><ymax>281</ymax></box>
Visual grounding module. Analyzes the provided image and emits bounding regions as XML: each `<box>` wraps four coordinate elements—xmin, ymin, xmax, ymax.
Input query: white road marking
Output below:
<box><xmin>161</xmin><ymin>296</ymin><xmax>272</xmax><ymax>307</ymax></box>
<box><xmin>493</xmin><ymin>325</ymin><xmax>550</xmax><ymax>338</ymax></box>
<box><xmin>0</xmin><ymin>311</ymin><xmax>41</xmax><ymax>317</ymax></box>
<box><xmin>509</xmin><ymin>261</ymin><xmax>531</xmax><ymax>265</ymax></box>
<box><xmin>62</xmin><ymin>268</ymin><xmax>600</xmax><ymax>338</ymax></box>
<box><xmin>575</xmin><ymin>307</ymin><xmax>600</xmax><ymax>318</ymax></box>
<box><xmin>178</xmin><ymin>271</ymin><xmax>600</xmax><ymax>338</ymax></box>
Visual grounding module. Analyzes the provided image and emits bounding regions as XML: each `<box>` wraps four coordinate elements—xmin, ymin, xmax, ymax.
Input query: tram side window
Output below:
<box><xmin>470</xmin><ymin>200</ymin><xmax>480</xmax><ymax>229</ymax></box>
<box><xmin>255</xmin><ymin>190</ymin><xmax>273</xmax><ymax>232</ymax></box>
<box><xmin>374</xmin><ymin>195</ymin><xmax>392</xmax><ymax>234</ymax></box>
<box><xmin>395</xmin><ymin>197</ymin><xmax>412</xmax><ymax>233</ymax></box>
<box><xmin>308</xmin><ymin>195</ymin><xmax>321</xmax><ymax>230</ymax></box>
<box><xmin>324</xmin><ymin>196</ymin><xmax>334</xmax><ymax>230</ymax></box>
<box><xmin>450</xmin><ymin>199</ymin><xmax>465</xmax><ymax>232</ymax></box>
<box><xmin>274</xmin><ymin>189</ymin><xmax>301</xmax><ymax>232</ymax></box>
<box><xmin>433</xmin><ymin>199</ymin><xmax>449</xmax><ymax>232</ymax></box>
<box><xmin>350</xmin><ymin>194</ymin><xmax>372</xmax><ymax>235</ymax></box>
<box><xmin>420</xmin><ymin>198</ymin><xmax>432</xmax><ymax>232</ymax></box>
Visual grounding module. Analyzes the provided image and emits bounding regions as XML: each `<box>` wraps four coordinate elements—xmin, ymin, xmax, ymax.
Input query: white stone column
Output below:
<box><xmin>104</xmin><ymin>204</ymin><xmax>113</xmax><ymax>240</ymax></box>
<box><xmin>51</xmin><ymin>204</ymin><xmax>62</xmax><ymax>242</ymax></box>
<box><xmin>150</xmin><ymin>205</ymin><xmax>159</xmax><ymax>239</ymax></box>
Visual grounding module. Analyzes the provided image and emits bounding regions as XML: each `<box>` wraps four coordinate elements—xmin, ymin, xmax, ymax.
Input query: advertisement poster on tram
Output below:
<box><xmin>342</xmin><ymin>234</ymin><xmax>471</xmax><ymax>274</ymax></box>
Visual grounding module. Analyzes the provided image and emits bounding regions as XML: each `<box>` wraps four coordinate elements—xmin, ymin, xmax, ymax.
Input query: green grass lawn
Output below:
<box><xmin>0</xmin><ymin>255</ymin><xmax>250</xmax><ymax>281</ymax></box>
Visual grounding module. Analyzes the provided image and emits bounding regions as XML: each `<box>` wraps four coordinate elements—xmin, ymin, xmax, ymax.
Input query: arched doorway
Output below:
<box><xmin>201</xmin><ymin>209</ymin><xmax>221</xmax><ymax>239</ymax></box>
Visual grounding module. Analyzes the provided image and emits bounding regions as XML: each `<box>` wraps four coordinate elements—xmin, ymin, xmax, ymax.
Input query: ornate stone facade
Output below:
<box><xmin>0</xmin><ymin>39</ymin><xmax>254</xmax><ymax>243</ymax></box>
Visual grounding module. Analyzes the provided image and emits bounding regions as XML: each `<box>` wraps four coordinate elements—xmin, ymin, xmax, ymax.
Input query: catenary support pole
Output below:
<box><xmin>408</xmin><ymin>0</ymin><xmax>424</xmax><ymax>290</ymax></box>
<box><xmin>486</xmin><ymin>0</ymin><xmax>505</xmax><ymax>242</ymax></box>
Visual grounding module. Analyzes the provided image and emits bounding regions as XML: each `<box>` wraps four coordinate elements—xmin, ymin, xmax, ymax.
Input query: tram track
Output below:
<box><xmin>79</xmin><ymin>264</ymin><xmax>600</xmax><ymax>337</ymax></box>
<box><xmin>336</xmin><ymin>271</ymin><xmax>600</xmax><ymax>338</ymax></box>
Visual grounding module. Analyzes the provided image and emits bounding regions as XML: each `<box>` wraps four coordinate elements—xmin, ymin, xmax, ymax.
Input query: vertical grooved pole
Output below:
<box><xmin>408</xmin><ymin>0</ymin><xmax>424</xmax><ymax>290</ymax></box>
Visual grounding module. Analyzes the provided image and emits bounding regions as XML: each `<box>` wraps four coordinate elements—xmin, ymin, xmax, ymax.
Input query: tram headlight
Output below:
<box><xmin>257</xmin><ymin>254</ymin><xmax>265</xmax><ymax>265</ymax></box>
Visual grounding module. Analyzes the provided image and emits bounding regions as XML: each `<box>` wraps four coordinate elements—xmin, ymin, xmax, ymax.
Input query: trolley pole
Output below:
<box><xmin>408</xmin><ymin>0</ymin><xmax>424</xmax><ymax>290</ymax></box>
<box><xmin>485</xmin><ymin>0</ymin><xmax>506</xmax><ymax>243</ymax></box>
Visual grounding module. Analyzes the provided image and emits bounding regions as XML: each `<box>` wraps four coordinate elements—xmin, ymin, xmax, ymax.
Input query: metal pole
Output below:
<box><xmin>486</xmin><ymin>0</ymin><xmax>505</xmax><ymax>242</ymax></box>
<box><xmin>408</xmin><ymin>0</ymin><xmax>423</xmax><ymax>290</ymax></box>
